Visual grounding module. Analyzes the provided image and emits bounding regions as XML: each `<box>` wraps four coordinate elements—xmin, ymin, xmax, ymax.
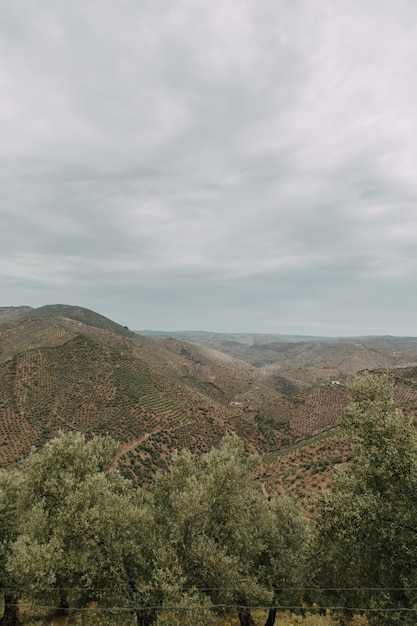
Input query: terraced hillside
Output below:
<box><xmin>3</xmin><ymin>306</ymin><xmax>417</xmax><ymax>493</ymax></box>
<box><xmin>0</xmin><ymin>333</ymin><xmax>269</xmax><ymax>482</ymax></box>
<box><xmin>259</xmin><ymin>367</ymin><xmax>417</xmax><ymax>500</ymax></box>
<box><xmin>0</xmin><ymin>312</ymin><xmax>296</xmax><ymax>483</ymax></box>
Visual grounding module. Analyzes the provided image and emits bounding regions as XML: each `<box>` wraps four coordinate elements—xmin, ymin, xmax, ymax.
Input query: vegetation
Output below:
<box><xmin>152</xmin><ymin>435</ymin><xmax>310</xmax><ymax>626</ymax></box>
<box><xmin>0</xmin><ymin>469</ymin><xmax>23</xmax><ymax>625</ymax></box>
<box><xmin>0</xmin><ymin>431</ymin><xmax>310</xmax><ymax>626</ymax></box>
<box><xmin>7</xmin><ymin>433</ymin><xmax>153</xmax><ymax>617</ymax></box>
<box><xmin>314</xmin><ymin>374</ymin><xmax>417</xmax><ymax>624</ymax></box>
<box><xmin>2</xmin><ymin>308</ymin><xmax>417</xmax><ymax>626</ymax></box>
<box><xmin>3</xmin><ymin>309</ymin><xmax>417</xmax><ymax>502</ymax></box>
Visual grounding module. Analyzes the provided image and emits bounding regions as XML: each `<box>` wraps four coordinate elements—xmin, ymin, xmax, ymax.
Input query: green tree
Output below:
<box><xmin>314</xmin><ymin>373</ymin><xmax>417</xmax><ymax>624</ymax></box>
<box><xmin>0</xmin><ymin>470</ymin><xmax>23</xmax><ymax>626</ymax></box>
<box><xmin>6</xmin><ymin>432</ymin><xmax>155</xmax><ymax>623</ymax></box>
<box><xmin>256</xmin><ymin>495</ymin><xmax>313</xmax><ymax>625</ymax></box>
<box><xmin>152</xmin><ymin>433</ymin><xmax>309</xmax><ymax>626</ymax></box>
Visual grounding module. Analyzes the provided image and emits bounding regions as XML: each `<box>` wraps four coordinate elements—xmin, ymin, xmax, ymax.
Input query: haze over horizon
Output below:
<box><xmin>2</xmin><ymin>1</ymin><xmax>417</xmax><ymax>336</ymax></box>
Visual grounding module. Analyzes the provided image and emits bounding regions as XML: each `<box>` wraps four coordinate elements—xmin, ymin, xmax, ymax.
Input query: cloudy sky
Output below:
<box><xmin>1</xmin><ymin>0</ymin><xmax>417</xmax><ymax>335</ymax></box>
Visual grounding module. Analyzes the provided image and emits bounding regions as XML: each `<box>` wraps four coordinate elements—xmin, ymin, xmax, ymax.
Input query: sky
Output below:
<box><xmin>1</xmin><ymin>0</ymin><xmax>417</xmax><ymax>336</ymax></box>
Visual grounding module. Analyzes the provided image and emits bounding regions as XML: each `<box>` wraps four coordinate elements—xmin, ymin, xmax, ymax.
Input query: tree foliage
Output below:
<box><xmin>0</xmin><ymin>431</ymin><xmax>308</xmax><ymax>625</ymax></box>
<box><xmin>0</xmin><ymin>469</ymin><xmax>23</xmax><ymax>625</ymax></box>
<box><xmin>314</xmin><ymin>373</ymin><xmax>417</xmax><ymax>624</ymax></box>
<box><xmin>5</xmin><ymin>432</ymin><xmax>156</xmax><ymax>622</ymax></box>
<box><xmin>152</xmin><ymin>433</ymin><xmax>309</xmax><ymax>626</ymax></box>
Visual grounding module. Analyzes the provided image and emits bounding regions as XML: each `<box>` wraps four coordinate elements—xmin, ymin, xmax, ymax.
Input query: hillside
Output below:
<box><xmin>0</xmin><ymin>306</ymin><xmax>34</xmax><ymax>323</ymax></box>
<box><xmin>2</xmin><ymin>306</ymin><xmax>417</xmax><ymax>495</ymax></box>
<box><xmin>0</xmin><ymin>303</ymin><xmax>135</xmax><ymax>337</ymax></box>
<box><xmin>0</xmin><ymin>309</ymin><xmax>292</xmax><ymax>483</ymax></box>
<box><xmin>259</xmin><ymin>366</ymin><xmax>417</xmax><ymax>500</ymax></box>
<box><xmin>142</xmin><ymin>330</ymin><xmax>417</xmax><ymax>389</ymax></box>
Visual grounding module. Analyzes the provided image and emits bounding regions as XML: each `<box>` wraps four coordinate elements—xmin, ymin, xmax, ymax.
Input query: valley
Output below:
<box><xmin>2</xmin><ymin>304</ymin><xmax>417</xmax><ymax>497</ymax></box>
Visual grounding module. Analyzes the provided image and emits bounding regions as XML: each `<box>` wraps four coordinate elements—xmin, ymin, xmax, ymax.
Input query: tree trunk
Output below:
<box><xmin>0</xmin><ymin>593</ymin><xmax>20</xmax><ymax>626</ymax></box>
<box><xmin>263</xmin><ymin>607</ymin><xmax>277</xmax><ymax>626</ymax></box>
<box><xmin>136</xmin><ymin>607</ymin><xmax>157</xmax><ymax>626</ymax></box>
<box><xmin>238</xmin><ymin>607</ymin><xmax>255</xmax><ymax>626</ymax></box>
<box><xmin>57</xmin><ymin>588</ymin><xmax>69</xmax><ymax>615</ymax></box>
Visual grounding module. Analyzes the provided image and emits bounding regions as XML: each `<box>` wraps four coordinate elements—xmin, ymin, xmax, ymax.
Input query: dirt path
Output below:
<box><xmin>111</xmin><ymin>419</ymin><xmax>196</xmax><ymax>469</ymax></box>
<box><xmin>111</xmin><ymin>427</ymin><xmax>163</xmax><ymax>467</ymax></box>
<box><xmin>261</xmin><ymin>482</ymin><xmax>270</xmax><ymax>500</ymax></box>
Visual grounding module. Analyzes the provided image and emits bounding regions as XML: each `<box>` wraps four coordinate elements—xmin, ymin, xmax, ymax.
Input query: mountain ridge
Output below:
<box><xmin>0</xmin><ymin>304</ymin><xmax>134</xmax><ymax>338</ymax></box>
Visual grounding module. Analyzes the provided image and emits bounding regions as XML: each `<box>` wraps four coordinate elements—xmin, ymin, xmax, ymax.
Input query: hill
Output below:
<box><xmin>0</xmin><ymin>303</ymin><xmax>135</xmax><ymax>337</ymax></box>
<box><xmin>258</xmin><ymin>365</ymin><xmax>417</xmax><ymax>500</ymax></box>
<box><xmin>2</xmin><ymin>306</ymin><xmax>417</xmax><ymax>495</ymax></box>
<box><xmin>0</xmin><ymin>306</ymin><xmax>34</xmax><ymax>323</ymax></box>
<box><xmin>141</xmin><ymin>330</ymin><xmax>417</xmax><ymax>390</ymax></box>
<box><xmin>0</xmin><ymin>308</ymin><xmax>294</xmax><ymax>484</ymax></box>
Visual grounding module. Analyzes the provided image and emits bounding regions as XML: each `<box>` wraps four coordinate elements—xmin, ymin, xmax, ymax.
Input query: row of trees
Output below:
<box><xmin>1</xmin><ymin>374</ymin><xmax>417</xmax><ymax>625</ymax></box>
<box><xmin>0</xmin><ymin>432</ymin><xmax>310</xmax><ymax>626</ymax></box>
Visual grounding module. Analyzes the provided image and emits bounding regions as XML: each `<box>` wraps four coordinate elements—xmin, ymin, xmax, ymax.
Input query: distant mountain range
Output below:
<box><xmin>140</xmin><ymin>329</ymin><xmax>417</xmax><ymax>389</ymax></box>
<box><xmin>2</xmin><ymin>305</ymin><xmax>417</xmax><ymax>497</ymax></box>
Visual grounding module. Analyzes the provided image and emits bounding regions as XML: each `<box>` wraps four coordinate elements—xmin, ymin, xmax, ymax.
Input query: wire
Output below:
<box><xmin>6</xmin><ymin>585</ymin><xmax>417</xmax><ymax>618</ymax></box>
<box><xmin>5</xmin><ymin>585</ymin><xmax>417</xmax><ymax>593</ymax></box>
<box><xmin>10</xmin><ymin>602</ymin><xmax>417</xmax><ymax>614</ymax></box>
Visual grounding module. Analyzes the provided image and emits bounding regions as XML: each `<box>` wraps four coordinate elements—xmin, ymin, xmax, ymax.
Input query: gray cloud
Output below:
<box><xmin>1</xmin><ymin>0</ymin><xmax>417</xmax><ymax>334</ymax></box>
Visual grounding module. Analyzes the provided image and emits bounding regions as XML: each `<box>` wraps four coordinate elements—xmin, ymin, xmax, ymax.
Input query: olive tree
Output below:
<box><xmin>152</xmin><ymin>433</ymin><xmax>309</xmax><ymax>626</ymax></box>
<box><xmin>314</xmin><ymin>374</ymin><xmax>417</xmax><ymax>624</ymax></box>
<box><xmin>0</xmin><ymin>470</ymin><xmax>23</xmax><ymax>626</ymax></box>
<box><xmin>7</xmin><ymin>432</ymin><xmax>155</xmax><ymax>623</ymax></box>
<box><xmin>256</xmin><ymin>495</ymin><xmax>313</xmax><ymax>625</ymax></box>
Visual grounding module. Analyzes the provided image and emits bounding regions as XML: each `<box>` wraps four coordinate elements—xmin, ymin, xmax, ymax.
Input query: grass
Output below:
<box><xmin>16</xmin><ymin>608</ymin><xmax>369</xmax><ymax>626</ymax></box>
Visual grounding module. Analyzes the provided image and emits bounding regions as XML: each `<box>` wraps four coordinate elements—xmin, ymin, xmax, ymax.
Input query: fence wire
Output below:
<box><xmin>4</xmin><ymin>587</ymin><xmax>417</xmax><ymax>619</ymax></box>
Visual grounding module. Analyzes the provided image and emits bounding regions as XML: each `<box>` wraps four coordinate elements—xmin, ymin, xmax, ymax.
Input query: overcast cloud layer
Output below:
<box><xmin>1</xmin><ymin>0</ymin><xmax>417</xmax><ymax>335</ymax></box>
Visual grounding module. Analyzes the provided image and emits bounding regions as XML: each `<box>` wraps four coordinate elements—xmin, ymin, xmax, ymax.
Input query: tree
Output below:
<box><xmin>314</xmin><ymin>373</ymin><xmax>417</xmax><ymax>624</ymax></box>
<box><xmin>152</xmin><ymin>433</ymin><xmax>309</xmax><ymax>626</ymax></box>
<box><xmin>0</xmin><ymin>470</ymin><xmax>23</xmax><ymax>626</ymax></box>
<box><xmin>256</xmin><ymin>495</ymin><xmax>313</xmax><ymax>625</ymax></box>
<box><xmin>2</xmin><ymin>431</ymin><xmax>310</xmax><ymax>625</ymax></box>
<box><xmin>6</xmin><ymin>432</ymin><xmax>155</xmax><ymax>623</ymax></box>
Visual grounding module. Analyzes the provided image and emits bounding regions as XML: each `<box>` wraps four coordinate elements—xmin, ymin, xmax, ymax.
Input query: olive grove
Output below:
<box><xmin>0</xmin><ymin>432</ymin><xmax>308</xmax><ymax>626</ymax></box>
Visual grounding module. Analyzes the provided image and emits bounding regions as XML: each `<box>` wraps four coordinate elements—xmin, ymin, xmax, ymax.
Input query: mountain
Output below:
<box><xmin>2</xmin><ymin>305</ymin><xmax>417</xmax><ymax>496</ymax></box>
<box><xmin>0</xmin><ymin>304</ymin><xmax>135</xmax><ymax>337</ymax></box>
<box><xmin>140</xmin><ymin>330</ymin><xmax>417</xmax><ymax>390</ymax></box>
<box><xmin>0</xmin><ymin>306</ymin><xmax>34</xmax><ymax>323</ymax></box>
<box><xmin>0</xmin><ymin>307</ymin><xmax>293</xmax><ymax>484</ymax></box>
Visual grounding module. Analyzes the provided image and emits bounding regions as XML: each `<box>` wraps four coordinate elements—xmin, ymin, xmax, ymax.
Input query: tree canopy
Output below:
<box><xmin>0</xmin><ymin>431</ymin><xmax>310</xmax><ymax>626</ymax></box>
<box><xmin>314</xmin><ymin>374</ymin><xmax>417</xmax><ymax>624</ymax></box>
<box><xmin>152</xmin><ymin>433</ymin><xmax>309</xmax><ymax>626</ymax></box>
<box><xmin>3</xmin><ymin>433</ymin><xmax>156</xmax><ymax>624</ymax></box>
